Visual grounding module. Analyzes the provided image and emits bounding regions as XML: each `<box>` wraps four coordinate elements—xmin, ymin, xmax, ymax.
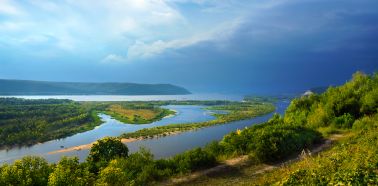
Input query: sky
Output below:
<box><xmin>0</xmin><ymin>0</ymin><xmax>377</xmax><ymax>94</ymax></box>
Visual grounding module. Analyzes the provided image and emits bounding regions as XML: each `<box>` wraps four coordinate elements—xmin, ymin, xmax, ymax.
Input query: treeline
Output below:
<box><xmin>0</xmin><ymin>98</ymin><xmax>102</xmax><ymax>148</ymax></box>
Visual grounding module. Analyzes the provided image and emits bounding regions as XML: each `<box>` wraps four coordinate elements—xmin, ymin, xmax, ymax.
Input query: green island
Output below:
<box><xmin>120</xmin><ymin>101</ymin><xmax>275</xmax><ymax>139</ymax></box>
<box><xmin>0</xmin><ymin>71</ymin><xmax>377</xmax><ymax>186</ymax></box>
<box><xmin>0</xmin><ymin>100</ymin><xmax>172</xmax><ymax>148</ymax></box>
<box><xmin>101</xmin><ymin>103</ymin><xmax>176</xmax><ymax>124</ymax></box>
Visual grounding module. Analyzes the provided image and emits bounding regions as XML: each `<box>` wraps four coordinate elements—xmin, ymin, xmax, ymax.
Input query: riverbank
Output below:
<box><xmin>47</xmin><ymin>138</ymin><xmax>142</xmax><ymax>155</ymax></box>
<box><xmin>47</xmin><ymin>130</ymin><xmax>184</xmax><ymax>155</ymax></box>
<box><xmin>46</xmin><ymin>102</ymin><xmax>276</xmax><ymax>155</ymax></box>
<box><xmin>121</xmin><ymin>102</ymin><xmax>275</xmax><ymax>139</ymax></box>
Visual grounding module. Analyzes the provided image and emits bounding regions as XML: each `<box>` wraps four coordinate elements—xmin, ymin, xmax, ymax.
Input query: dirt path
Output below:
<box><xmin>162</xmin><ymin>134</ymin><xmax>346</xmax><ymax>186</ymax></box>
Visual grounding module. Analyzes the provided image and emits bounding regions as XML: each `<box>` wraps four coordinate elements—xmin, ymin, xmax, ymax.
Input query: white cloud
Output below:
<box><xmin>0</xmin><ymin>0</ymin><xmax>23</xmax><ymax>15</ymax></box>
<box><xmin>101</xmin><ymin>54</ymin><xmax>127</xmax><ymax>63</ymax></box>
<box><xmin>127</xmin><ymin>17</ymin><xmax>244</xmax><ymax>59</ymax></box>
<box><xmin>0</xmin><ymin>0</ymin><xmax>184</xmax><ymax>52</ymax></box>
<box><xmin>0</xmin><ymin>0</ymin><xmax>283</xmax><ymax>62</ymax></box>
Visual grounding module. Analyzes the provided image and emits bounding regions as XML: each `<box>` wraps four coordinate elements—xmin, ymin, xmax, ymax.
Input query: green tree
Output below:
<box><xmin>95</xmin><ymin>166</ymin><xmax>129</xmax><ymax>186</ymax></box>
<box><xmin>87</xmin><ymin>137</ymin><xmax>129</xmax><ymax>172</ymax></box>
<box><xmin>48</xmin><ymin>157</ymin><xmax>93</xmax><ymax>186</ymax></box>
<box><xmin>0</xmin><ymin>156</ymin><xmax>51</xmax><ymax>186</ymax></box>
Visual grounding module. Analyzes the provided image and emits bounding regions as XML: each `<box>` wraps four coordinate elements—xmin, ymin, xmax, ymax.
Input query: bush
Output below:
<box><xmin>172</xmin><ymin>148</ymin><xmax>217</xmax><ymax>173</ymax></box>
<box><xmin>331</xmin><ymin>113</ymin><xmax>354</xmax><ymax>129</ymax></box>
<box><xmin>221</xmin><ymin>123</ymin><xmax>322</xmax><ymax>162</ymax></box>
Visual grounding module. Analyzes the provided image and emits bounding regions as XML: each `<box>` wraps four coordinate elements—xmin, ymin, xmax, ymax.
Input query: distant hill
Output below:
<box><xmin>0</xmin><ymin>79</ymin><xmax>191</xmax><ymax>95</ymax></box>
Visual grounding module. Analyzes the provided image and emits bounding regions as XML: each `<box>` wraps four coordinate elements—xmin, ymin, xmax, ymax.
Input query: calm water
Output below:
<box><xmin>0</xmin><ymin>105</ymin><xmax>215</xmax><ymax>164</ymax></box>
<box><xmin>0</xmin><ymin>94</ymin><xmax>243</xmax><ymax>101</ymax></box>
<box><xmin>0</xmin><ymin>99</ymin><xmax>290</xmax><ymax>164</ymax></box>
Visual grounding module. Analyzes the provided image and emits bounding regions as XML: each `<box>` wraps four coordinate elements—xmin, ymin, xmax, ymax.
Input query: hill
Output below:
<box><xmin>0</xmin><ymin>79</ymin><xmax>191</xmax><ymax>95</ymax></box>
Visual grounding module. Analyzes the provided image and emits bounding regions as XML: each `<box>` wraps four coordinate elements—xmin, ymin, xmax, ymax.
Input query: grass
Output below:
<box><xmin>104</xmin><ymin>104</ymin><xmax>175</xmax><ymax>124</ymax></box>
<box><xmin>168</xmin><ymin>114</ymin><xmax>378</xmax><ymax>186</ymax></box>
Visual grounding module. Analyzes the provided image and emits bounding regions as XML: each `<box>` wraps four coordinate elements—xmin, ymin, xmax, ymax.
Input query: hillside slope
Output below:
<box><xmin>0</xmin><ymin>79</ymin><xmax>191</xmax><ymax>95</ymax></box>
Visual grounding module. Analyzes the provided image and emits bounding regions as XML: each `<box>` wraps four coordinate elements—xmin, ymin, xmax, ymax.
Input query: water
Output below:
<box><xmin>0</xmin><ymin>99</ymin><xmax>290</xmax><ymax>164</ymax></box>
<box><xmin>0</xmin><ymin>105</ymin><xmax>215</xmax><ymax>164</ymax></box>
<box><xmin>0</xmin><ymin>94</ymin><xmax>243</xmax><ymax>101</ymax></box>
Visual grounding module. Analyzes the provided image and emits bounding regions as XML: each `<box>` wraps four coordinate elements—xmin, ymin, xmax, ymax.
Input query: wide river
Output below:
<box><xmin>0</xmin><ymin>95</ymin><xmax>290</xmax><ymax>164</ymax></box>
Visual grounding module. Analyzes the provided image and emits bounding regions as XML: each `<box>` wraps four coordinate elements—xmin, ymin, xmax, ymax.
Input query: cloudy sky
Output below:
<box><xmin>0</xmin><ymin>0</ymin><xmax>377</xmax><ymax>94</ymax></box>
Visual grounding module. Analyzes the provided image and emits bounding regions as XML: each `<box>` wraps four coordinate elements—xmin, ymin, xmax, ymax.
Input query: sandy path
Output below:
<box><xmin>47</xmin><ymin>130</ymin><xmax>183</xmax><ymax>155</ymax></box>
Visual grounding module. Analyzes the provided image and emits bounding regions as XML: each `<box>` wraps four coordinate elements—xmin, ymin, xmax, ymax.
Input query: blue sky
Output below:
<box><xmin>0</xmin><ymin>0</ymin><xmax>377</xmax><ymax>94</ymax></box>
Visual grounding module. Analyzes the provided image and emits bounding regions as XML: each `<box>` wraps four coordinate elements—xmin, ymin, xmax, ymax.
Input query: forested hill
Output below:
<box><xmin>0</xmin><ymin>79</ymin><xmax>191</xmax><ymax>95</ymax></box>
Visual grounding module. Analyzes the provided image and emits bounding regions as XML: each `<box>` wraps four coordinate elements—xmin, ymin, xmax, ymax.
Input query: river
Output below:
<box><xmin>0</xmin><ymin>99</ymin><xmax>290</xmax><ymax>164</ymax></box>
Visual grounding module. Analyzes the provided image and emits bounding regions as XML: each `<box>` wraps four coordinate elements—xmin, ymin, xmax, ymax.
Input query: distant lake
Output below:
<box><xmin>0</xmin><ymin>94</ymin><xmax>244</xmax><ymax>101</ymax></box>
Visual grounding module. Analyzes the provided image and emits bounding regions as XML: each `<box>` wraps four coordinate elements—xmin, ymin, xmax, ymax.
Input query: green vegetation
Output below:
<box><xmin>168</xmin><ymin>72</ymin><xmax>378</xmax><ymax>185</ymax></box>
<box><xmin>103</xmin><ymin>103</ymin><xmax>175</xmax><ymax>124</ymax></box>
<box><xmin>0</xmin><ymin>72</ymin><xmax>376</xmax><ymax>185</ymax></box>
<box><xmin>87</xmin><ymin>137</ymin><xmax>129</xmax><ymax>172</ymax></box>
<box><xmin>0</xmin><ymin>79</ymin><xmax>191</xmax><ymax>95</ymax></box>
<box><xmin>243</xmin><ymin>95</ymin><xmax>290</xmax><ymax>103</ymax></box>
<box><xmin>252</xmin><ymin>115</ymin><xmax>378</xmax><ymax>185</ymax></box>
<box><xmin>48</xmin><ymin>157</ymin><xmax>93</xmax><ymax>186</ymax></box>
<box><xmin>120</xmin><ymin>101</ymin><xmax>275</xmax><ymax>139</ymax></box>
<box><xmin>0</xmin><ymin>98</ymin><xmax>102</xmax><ymax>149</ymax></box>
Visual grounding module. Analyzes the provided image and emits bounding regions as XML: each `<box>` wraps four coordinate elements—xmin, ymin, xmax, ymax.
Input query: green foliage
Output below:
<box><xmin>1</xmin><ymin>72</ymin><xmax>376</xmax><ymax>185</ymax></box>
<box><xmin>103</xmin><ymin>103</ymin><xmax>175</xmax><ymax>124</ymax></box>
<box><xmin>48</xmin><ymin>157</ymin><xmax>93</xmax><ymax>186</ymax></box>
<box><xmin>331</xmin><ymin>113</ymin><xmax>354</xmax><ymax>129</ymax></box>
<box><xmin>96</xmin><ymin>148</ymin><xmax>160</xmax><ymax>186</ymax></box>
<box><xmin>172</xmin><ymin>148</ymin><xmax>217</xmax><ymax>173</ymax></box>
<box><xmin>87</xmin><ymin>137</ymin><xmax>129</xmax><ymax>172</ymax></box>
<box><xmin>95</xmin><ymin>166</ymin><xmax>129</xmax><ymax>186</ymax></box>
<box><xmin>0</xmin><ymin>98</ymin><xmax>102</xmax><ymax>148</ymax></box>
<box><xmin>277</xmin><ymin>115</ymin><xmax>378</xmax><ymax>186</ymax></box>
<box><xmin>220</xmin><ymin>115</ymin><xmax>322</xmax><ymax>162</ymax></box>
<box><xmin>284</xmin><ymin>71</ymin><xmax>378</xmax><ymax>129</ymax></box>
<box><xmin>243</xmin><ymin>95</ymin><xmax>289</xmax><ymax>103</ymax></box>
<box><xmin>0</xmin><ymin>156</ymin><xmax>51</xmax><ymax>186</ymax></box>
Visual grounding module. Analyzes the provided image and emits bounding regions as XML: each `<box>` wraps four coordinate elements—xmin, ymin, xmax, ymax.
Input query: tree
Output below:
<box><xmin>87</xmin><ymin>137</ymin><xmax>129</xmax><ymax>172</ymax></box>
<box><xmin>48</xmin><ymin>157</ymin><xmax>93</xmax><ymax>186</ymax></box>
<box><xmin>0</xmin><ymin>156</ymin><xmax>51</xmax><ymax>186</ymax></box>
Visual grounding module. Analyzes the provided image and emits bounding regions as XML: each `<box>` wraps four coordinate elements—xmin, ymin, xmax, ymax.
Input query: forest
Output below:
<box><xmin>0</xmin><ymin>100</ymin><xmax>174</xmax><ymax>148</ymax></box>
<box><xmin>0</xmin><ymin>98</ymin><xmax>102</xmax><ymax>149</ymax></box>
<box><xmin>0</xmin><ymin>72</ymin><xmax>377</xmax><ymax>185</ymax></box>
